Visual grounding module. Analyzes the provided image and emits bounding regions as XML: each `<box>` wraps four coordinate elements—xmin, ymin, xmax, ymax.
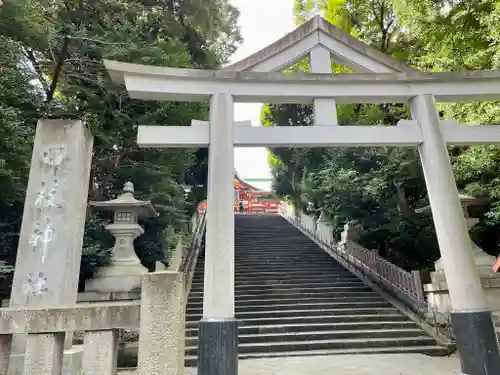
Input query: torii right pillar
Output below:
<box><xmin>411</xmin><ymin>94</ymin><xmax>500</xmax><ymax>374</ymax></box>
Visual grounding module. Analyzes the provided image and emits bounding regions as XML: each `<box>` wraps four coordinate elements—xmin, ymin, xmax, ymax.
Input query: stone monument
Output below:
<box><xmin>8</xmin><ymin>119</ymin><xmax>93</xmax><ymax>375</ymax></box>
<box><xmin>85</xmin><ymin>181</ymin><xmax>158</xmax><ymax>293</ymax></box>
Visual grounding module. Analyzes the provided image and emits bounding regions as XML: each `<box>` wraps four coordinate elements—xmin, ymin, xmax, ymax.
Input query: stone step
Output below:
<box><xmin>235</xmin><ymin>236</ymin><xmax>315</xmax><ymax>238</ymax></box>
<box><xmin>190</xmin><ymin>276</ymin><xmax>361</xmax><ymax>285</ymax></box>
<box><xmin>184</xmin><ymin>336</ymin><xmax>439</xmax><ymax>357</ymax></box>
<box><xmin>195</xmin><ymin>265</ymin><xmax>344</xmax><ymax>272</ymax></box>
<box><xmin>189</xmin><ymin>284</ymin><xmax>366</xmax><ymax>294</ymax></box>
<box><xmin>186</xmin><ymin>215</ymin><xmax>443</xmax><ymax>361</ymax></box>
<box><xmin>234</xmin><ymin>234</ymin><xmax>312</xmax><ymax>237</ymax></box>
<box><xmin>185</xmin><ymin>328</ymin><xmax>426</xmax><ymax>346</ymax></box>
<box><xmin>185</xmin><ymin>320</ymin><xmax>419</xmax><ymax>336</ymax></box>
<box><xmin>232</xmin><ymin>258</ymin><xmax>335</xmax><ymax>263</ymax></box>
<box><xmin>234</xmin><ymin>243</ymin><xmax>322</xmax><ymax>247</ymax></box>
<box><xmin>235</xmin><ymin>235</ymin><xmax>314</xmax><ymax>239</ymax></box>
<box><xmin>188</xmin><ymin>292</ymin><xmax>377</xmax><ymax>302</ymax></box>
<box><xmin>191</xmin><ymin>275</ymin><xmax>352</xmax><ymax>282</ymax></box>
<box><xmin>185</xmin><ymin>314</ymin><xmax>410</xmax><ymax>328</ymax></box>
<box><xmin>193</xmin><ymin>269</ymin><xmax>353</xmax><ymax>276</ymax></box>
<box><xmin>232</xmin><ymin>258</ymin><xmax>334</xmax><ymax>263</ymax></box>
<box><xmin>186</xmin><ymin>295</ymin><xmax>384</xmax><ymax>306</ymax></box>
<box><xmin>186</xmin><ymin>301</ymin><xmax>392</xmax><ymax>314</ymax></box>
<box><xmin>185</xmin><ymin>307</ymin><xmax>399</xmax><ymax>321</ymax></box>
<box><xmin>234</xmin><ymin>237</ymin><xmax>317</xmax><ymax>241</ymax></box>
<box><xmin>230</xmin><ymin>264</ymin><xmax>336</xmax><ymax>269</ymax></box>
<box><xmin>233</xmin><ymin>256</ymin><xmax>334</xmax><ymax>261</ymax></box>
<box><xmin>184</xmin><ymin>345</ymin><xmax>450</xmax><ymax>367</ymax></box>
<box><xmin>187</xmin><ymin>285</ymin><xmax>374</xmax><ymax>297</ymax></box>
<box><xmin>192</xmin><ymin>270</ymin><xmax>350</xmax><ymax>278</ymax></box>
<box><xmin>190</xmin><ymin>280</ymin><xmax>364</xmax><ymax>290</ymax></box>
<box><xmin>236</xmin><ymin>247</ymin><xmax>327</xmax><ymax>250</ymax></box>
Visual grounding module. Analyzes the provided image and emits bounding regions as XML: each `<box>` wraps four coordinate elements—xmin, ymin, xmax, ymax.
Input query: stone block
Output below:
<box><xmin>24</xmin><ymin>333</ymin><xmax>65</xmax><ymax>375</ymax></box>
<box><xmin>8</xmin><ymin>345</ymin><xmax>83</xmax><ymax>375</ymax></box>
<box><xmin>137</xmin><ymin>271</ymin><xmax>185</xmax><ymax>375</ymax></box>
<box><xmin>155</xmin><ymin>261</ymin><xmax>166</xmax><ymax>272</ymax></box>
<box><xmin>85</xmin><ymin>265</ymin><xmax>145</xmax><ymax>293</ymax></box>
<box><xmin>0</xmin><ymin>335</ymin><xmax>12</xmax><ymax>374</ymax></box>
<box><xmin>0</xmin><ymin>302</ymin><xmax>140</xmax><ymax>334</ymax></box>
<box><xmin>63</xmin><ymin>346</ymin><xmax>83</xmax><ymax>375</ymax></box>
<box><xmin>77</xmin><ymin>290</ymin><xmax>140</xmax><ymax>303</ymax></box>
<box><xmin>77</xmin><ymin>292</ymin><xmax>112</xmax><ymax>302</ymax></box>
<box><xmin>82</xmin><ymin>330</ymin><xmax>118</xmax><ymax>375</ymax></box>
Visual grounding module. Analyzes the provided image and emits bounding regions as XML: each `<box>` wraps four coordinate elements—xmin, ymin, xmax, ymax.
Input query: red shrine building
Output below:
<box><xmin>198</xmin><ymin>174</ymin><xmax>281</xmax><ymax>214</ymax></box>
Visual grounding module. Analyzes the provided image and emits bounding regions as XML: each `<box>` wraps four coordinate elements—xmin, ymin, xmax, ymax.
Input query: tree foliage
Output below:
<box><xmin>0</xmin><ymin>0</ymin><xmax>241</xmax><ymax>296</ymax></box>
<box><xmin>266</xmin><ymin>0</ymin><xmax>500</xmax><ymax>270</ymax></box>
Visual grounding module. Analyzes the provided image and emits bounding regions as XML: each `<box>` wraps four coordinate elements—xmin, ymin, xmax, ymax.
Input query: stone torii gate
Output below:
<box><xmin>105</xmin><ymin>16</ymin><xmax>500</xmax><ymax>375</ymax></box>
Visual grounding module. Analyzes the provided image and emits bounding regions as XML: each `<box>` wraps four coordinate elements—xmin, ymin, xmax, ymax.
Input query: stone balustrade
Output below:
<box><xmin>179</xmin><ymin>210</ymin><xmax>207</xmax><ymax>298</ymax></box>
<box><xmin>0</xmin><ymin>271</ymin><xmax>185</xmax><ymax>375</ymax></box>
<box><xmin>279</xmin><ymin>202</ymin><xmax>426</xmax><ymax>312</ymax></box>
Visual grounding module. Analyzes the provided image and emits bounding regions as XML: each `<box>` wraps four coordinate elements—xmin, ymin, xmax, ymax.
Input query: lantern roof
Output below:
<box><xmin>89</xmin><ymin>181</ymin><xmax>159</xmax><ymax>218</ymax></box>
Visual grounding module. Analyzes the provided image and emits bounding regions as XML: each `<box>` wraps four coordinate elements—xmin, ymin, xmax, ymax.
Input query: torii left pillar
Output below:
<box><xmin>198</xmin><ymin>93</ymin><xmax>238</xmax><ymax>375</ymax></box>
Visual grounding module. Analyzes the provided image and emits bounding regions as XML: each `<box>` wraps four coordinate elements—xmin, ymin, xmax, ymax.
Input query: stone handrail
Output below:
<box><xmin>179</xmin><ymin>209</ymin><xmax>206</xmax><ymax>296</ymax></box>
<box><xmin>0</xmin><ymin>271</ymin><xmax>185</xmax><ymax>375</ymax></box>
<box><xmin>279</xmin><ymin>204</ymin><xmax>426</xmax><ymax>312</ymax></box>
<box><xmin>340</xmin><ymin>240</ymin><xmax>426</xmax><ymax>310</ymax></box>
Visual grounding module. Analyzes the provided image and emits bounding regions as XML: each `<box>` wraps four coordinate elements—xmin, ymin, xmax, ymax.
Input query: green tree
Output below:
<box><xmin>393</xmin><ymin>0</ymin><xmax>500</xmax><ymax>255</ymax></box>
<box><xmin>264</xmin><ymin>0</ymin><xmax>442</xmax><ymax>270</ymax></box>
<box><xmin>0</xmin><ymin>0</ymin><xmax>241</xmax><ymax>295</ymax></box>
<box><xmin>0</xmin><ymin>35</ymin><xmax>43</xmax><ymax>293</ymax></box>
<box><xmin>266</xmin><ymin>0</ymin><xmax>500</xmax><ymax>270</ymax></box>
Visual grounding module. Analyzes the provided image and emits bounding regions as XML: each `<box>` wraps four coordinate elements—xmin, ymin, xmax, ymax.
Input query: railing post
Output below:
<box><xmin>412</xmin><ymin>270</ymin><xmax>426</xmax><ymax>305</ymax></box>
<box><xmin>24</xmin><ymin>333</ymin><xmax>65</xmax><ymax>375</ymax></box>
<box><xmin>0</xmin><ymin>334</ymin><xmax>12</xmax><ymax>374</ymax></box>
<box><xmin>138</xmin><ymin>271</ymin><xmax>185</xmax><ymax>375</ymax></box>
<box><xmin>82</xmin><ymin>330</ymin><xmax>118</xmax><ymax>375</ymax></box>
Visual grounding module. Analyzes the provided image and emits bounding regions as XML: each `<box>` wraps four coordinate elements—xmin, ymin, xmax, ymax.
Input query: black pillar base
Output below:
<box><xmin>450</xmin><ymin>311</ymin><xmax>500</xmax><ymax>375</ymax></box>
<box><xmin>198</xmin><ymin>318</ymin><xmax>238</xmax><ymax>375</ymax></box>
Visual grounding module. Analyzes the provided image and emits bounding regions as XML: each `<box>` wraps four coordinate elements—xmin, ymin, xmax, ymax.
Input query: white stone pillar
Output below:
<box><xmin>309</xmin><ymin>46</ymin><xmax>338</xmax><ymax>125</ymax></box>
<box><xmin>411</xmin><ymin>94</ymin><xmax>500</xmax><ymax>374</ymax></box>
<box><xmin>198</xmin><ymin>93</ymin><xmax>237</xmax><ymax>375</ymax></box>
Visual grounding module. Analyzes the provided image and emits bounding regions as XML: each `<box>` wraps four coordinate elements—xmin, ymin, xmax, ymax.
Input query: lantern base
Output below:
<box><xmin>85</xmin><ymin>263</ymin><xmax>147</xmax><ymax>292</ymax></box>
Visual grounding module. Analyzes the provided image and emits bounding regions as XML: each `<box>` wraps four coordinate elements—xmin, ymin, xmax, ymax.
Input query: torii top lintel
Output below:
<box><xmin>224</xmin><ymin>15</ymin><xmax>416</xmax><ymax>74</ymax></box>
<box><xmin>103</xmin><ymin>16</ymin><xmax>500</xmax><ymax>104</ymax></box>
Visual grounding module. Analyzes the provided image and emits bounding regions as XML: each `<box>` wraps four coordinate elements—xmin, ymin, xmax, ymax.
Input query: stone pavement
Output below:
<box><xmin>119</xmin><ymin>353</ymin><xmax>465</xmax><ymax>375</ymax></box>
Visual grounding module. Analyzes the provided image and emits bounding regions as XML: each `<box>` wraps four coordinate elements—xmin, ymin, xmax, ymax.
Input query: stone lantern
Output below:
<box><xmin>433</xmin><ymin>194</ymin><xmax>493</xmax><ymax>276</ymax></box>
<box><xmin>424</xmin><ymin>193</ymin><xmax>500</xmax><ymax>322</ymax></box>
<box><xmin>85</xmin><ymin>181</ymin><xmax>159</xmax><ymax>292</ymax></box>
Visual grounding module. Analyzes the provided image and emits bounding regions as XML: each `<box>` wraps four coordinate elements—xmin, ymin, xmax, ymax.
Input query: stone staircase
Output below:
<box><xmin>185</xmin><ymin>214</ymin><xmax>449</xmax><ymax>366</ymax></box>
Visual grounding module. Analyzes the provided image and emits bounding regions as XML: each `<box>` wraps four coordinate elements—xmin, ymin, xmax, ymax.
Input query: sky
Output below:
<box><xmin>228</xmin><ymin>0</ymin><xmax>295</xmax><ymax>190</ymax></box>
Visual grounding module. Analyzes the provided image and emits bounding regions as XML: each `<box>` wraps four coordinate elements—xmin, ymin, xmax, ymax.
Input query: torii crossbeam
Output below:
<box><xmin>137</xmin><ymin>119</ymin><xmax>500</xmax><ymax>148</ymax></box>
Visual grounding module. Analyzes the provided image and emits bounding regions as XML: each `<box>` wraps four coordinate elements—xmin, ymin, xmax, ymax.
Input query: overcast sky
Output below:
<box><xmin>229</xmin><ymin>0</ymin><xmax>295</xmax><ymax>189</ymax></box>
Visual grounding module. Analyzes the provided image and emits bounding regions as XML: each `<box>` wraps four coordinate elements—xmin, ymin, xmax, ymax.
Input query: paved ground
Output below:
<box><xmin>119</xmin><ymin>353</ymin><xmax>464</xmax><ymax>374</ymax></box>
